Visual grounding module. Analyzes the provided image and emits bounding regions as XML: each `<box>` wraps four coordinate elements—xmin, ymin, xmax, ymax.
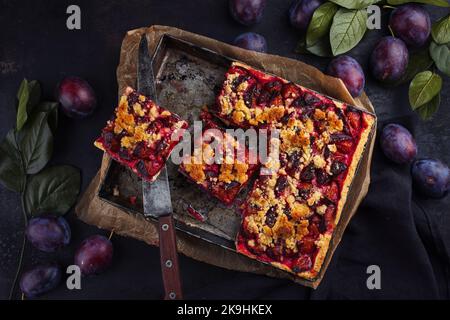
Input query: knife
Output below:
<box><xmin>138</xmin><ymin>34</ymin><xmax>183</xmax><ymax>300</ymax></box>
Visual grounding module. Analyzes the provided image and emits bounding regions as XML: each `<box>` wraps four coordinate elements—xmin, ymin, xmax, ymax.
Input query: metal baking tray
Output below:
<box><xmin>99</xmin><ymin>34</ymin><xmax>239</xmax><ymax>251</ymax></box>
<box><xmin>98</xmin><ymin>34</ymin><xmax>376</xmax><ymax>282</ymax></box>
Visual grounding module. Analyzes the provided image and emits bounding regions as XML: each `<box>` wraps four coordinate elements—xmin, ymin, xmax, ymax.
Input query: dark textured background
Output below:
<box><xmin>0</xmin><ymin>0</ymin><xmax>449</xmax><ymax>300</ymax></box>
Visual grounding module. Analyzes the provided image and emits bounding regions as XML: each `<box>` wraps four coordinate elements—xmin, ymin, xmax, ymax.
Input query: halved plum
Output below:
<box><xmin>346</xmin><ymin>110</ymin><xmax>362</xmax><ymax>138</ymax></box>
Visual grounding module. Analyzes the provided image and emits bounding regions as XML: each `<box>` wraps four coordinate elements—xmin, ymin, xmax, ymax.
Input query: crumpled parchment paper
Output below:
<box><xmin>75</xmin><ymin>25</ymin><xmax>376</xmax><ymax>289</ymax></box>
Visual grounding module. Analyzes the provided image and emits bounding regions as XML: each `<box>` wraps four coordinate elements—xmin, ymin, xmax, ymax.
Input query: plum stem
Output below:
<box><xmin>383</xmin><ymin>5</ymin><xmax>396</xmax><ymax>10</ymax></box>
<box><xmin>388</xmin><ymin>25</ymin><xmax>396</xmax><ymax>38</ymax></box>
<box><xmin>9</xmin><ymin>178</ymin><xmax>28</xmax><ymax>300</ymax></box>
<box><xmin>108</xmin><ymin>229</ymin><xmax>115</xmax><ymax>240</ymax></box>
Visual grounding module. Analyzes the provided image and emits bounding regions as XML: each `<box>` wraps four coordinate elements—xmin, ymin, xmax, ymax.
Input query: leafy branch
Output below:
<box><xmin>0</xmin><ymin>80</ymin><xmax>81</xmax><ymax>299</ymax></box>
<box><xmin>295</xmin><ymin>0</ymin><xmax>450</xmax><ymax>120</ymax></box>
<box><xmin>409</xmin><ymin>14</ymin><xmax>450</xmax><ymax>120</ymax></box>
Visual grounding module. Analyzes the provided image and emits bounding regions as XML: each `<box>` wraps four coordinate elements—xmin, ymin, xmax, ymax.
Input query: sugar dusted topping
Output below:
<box><xmin>296</xmin><ymin>220</ymin><xmax>310</xmax><ymax>240</ymax></box>
<box><xmin>327</xmin><ymin>144</ymin><xmax>337</xmax><ymax>153</ymax></box>
<box><xmin>215</xmin><ymin>63</ymin><xmax>376</xmax><ymax>277</ymax></box>
<box><xmin>218</xmin><ymin>162</ymin><xmax>249</xmax><ymax>184</ymax></box>
<box><xmin>273</xmin><ymin>214</ymin><xmax>294</xmax><ymax>239</ymax></box>
<box><xmin>183</xmin><ymin>162</ymin><xmax>206</xmax><ymax>183</ymax></box>
<box><xmin>327</xmin><ymin>110</ymin><xmax>344</xmax><ymax>132</ymax></box>
<box><xmin>307</xmin><ymin>190</ymin><xmax>322</xmax><ymax>206</ymax></box>
<box><xmin>114</xmin><ymin>96</ymin><xmax>135</xmax><ymax>135</ymax></box>
<box><xmin>133</xmin><ymin>103</ymin><xmax>145</xmax><ymax>117</ymax></box>
<box><xmin>313</xmin><ymin>155</ymin><xmax>326</xmax><ymax>169</ymax></box>
<box><xmin>94</xmin><ymin>87</ymin><xmax>188</xmax><ymax>183</ymax></box>
<box><xmin>291</xmin><ymin>202</ymin><xmax>311</xmax><ymax>219</ymax></box>
<box><xmin>314</xmin><ymin>109</ymin><xmax>326</xmax><ymax>120</ymax></box>
<box><xmin>179</xmin><ymin>121</ymin><xmax>260</xmax><ymax>205</ymax></box>
<box><xmin>104</xmin><ymin>88</ymin><xmax>188</xmax><ymax>152</ymax></box>
<box><xmin>316</xmin><ymin>205</ymin><xmax>327</xmax><ymax>215</ymax></box>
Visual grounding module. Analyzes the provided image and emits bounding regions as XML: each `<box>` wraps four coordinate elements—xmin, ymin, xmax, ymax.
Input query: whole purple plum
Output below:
<box><xmin>75</xmin><ymin>235</ymin><xmax>113</xmax><ymax>276</ymax></box>
<box><xmin>380</xmin><ymin>124</ymin><xmax>417</xmax><ymax>164</ymax></box>
<box><xmin>370</xmin><ymin>36</ymin><xmax>409</xmax><ymax>82</ymax></box>
<box><xmin>289</xmin><ymin>0</ymin><xmax>323</xmax><ymax>32</ymax></box>
<box><xmin>26</xmin><ymin>216</ymin><xmax>71</xmax><ymax>253</ymax></box>
<box><xmin>389</xmin><ymin>4</ymin><xmax>431</xmax><ymax>48</ymax></box>
<box><xmin>412</xmin><ymin>159</ymin><xmax>449</xmax><ymax>198</ymax></box>
<box><xmin>229</xmin><ymin>0</ymin><xmax>266</xmax><ymax>26</ymax></box>
<box><xmin>56</xmin><ymin>76</ymin><xmax>97</xmax><ymax>118</ymax></box>
<box><xmin>20</xmin><ymin>264</ymin><xmax>62</xmax><ymax>298</ymax></box>
<box><xmin>326</xmin><ymin>55</ymin><xmax>365</xmax><ymax>97</ymax></box>
<box><xmin>233</xmin><ymin>32</ymin><xmax>267</xmax><ymax>53</ymax></box>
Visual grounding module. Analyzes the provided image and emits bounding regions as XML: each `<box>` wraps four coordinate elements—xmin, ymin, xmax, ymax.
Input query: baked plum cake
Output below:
<box><xmin>94</xmin><ymin>87</ymin><xmax>188</xmax><ymax>182</ymax></box>
<box><xmin>179</xmin><ymin>111</ymin><xmax>260</xmax><ymax>205</ymax></box>
<box><xmin>230</xmin><ymin>63</ymin><xmax>375</xmax><ymax>279</ymax></box>
<box><xmin>216</xmin><ymin>62</ymin><xmax>361</xmax><ymax>130</ymax></box>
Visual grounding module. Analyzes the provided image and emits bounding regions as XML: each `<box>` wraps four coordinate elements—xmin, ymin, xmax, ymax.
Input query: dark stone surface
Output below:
<box><xmin>0</xmin><ymin>0</ymin><xmax>448</xmax><ymax>299</ymax></box>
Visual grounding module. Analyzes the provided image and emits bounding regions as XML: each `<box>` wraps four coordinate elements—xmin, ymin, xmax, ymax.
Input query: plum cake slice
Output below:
<box><xmin>216</xmin><ymin>61</ymin><xmax>343</xmax><ymax>128</ymax></box>
<box><xmin>94</xmin><ymin>87</ymin><xmax>188</xmax><ymax>182</ymax></box>
<box><xmin>236</xmin><ymin>93</ymin><xmax>375</xmax><ymax>280</ymax></box>
<box><xmin>179</xmin><ymin>111</ymin><xmax>260</xmax><ymax>205</ymax></box>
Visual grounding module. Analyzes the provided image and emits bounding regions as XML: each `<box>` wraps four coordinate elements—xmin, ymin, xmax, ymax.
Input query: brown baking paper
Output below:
<box><xmin>75</xmin><ymin>25</ymin><xmax>377</xmax><ymax>289</ymax></box>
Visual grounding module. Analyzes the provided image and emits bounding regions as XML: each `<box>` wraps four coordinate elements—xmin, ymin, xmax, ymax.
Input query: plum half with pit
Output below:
<box><xmin>74</xmin><ymin>235</ymin><xmax>113</xmax><ymax>276</ymax></box>
<box><xmin>326</xmin><ymin>55</ymin><xmax>365</xmax><ymax>97</ymax></box>
<box><xmin>412</xmin><ymin>159</ymin><xmax>449</xmax><ymax>198</ymax></box>
<box><xmin>370</xmin><ymin>36</ymin><xmax>409</xmax><ymax>83</ymax></box>
<box><xmin>26</xmin><ymin>216</ymin><xmax>71</xmax><ymax>253</ymax></box>
<box><xmin>380</xmin><ymin>124</ymin><xmax>417</xmax><ymax>164</ymax></box>
<box><xmin>56</xmin><ymin>76</ymin><xmax>97</xmax><ymax>118</ymax></box>
<box><xmin>233</xmin><ymin>32</ymin><xmax>267</xmax><ymax>53</ymax></box>
<box><xmin>229</xmin><ymin>0</ymin><xmax>266</xmax><ymax>26</ymax></box>
<box><xmin>20</xmin><ymin>264</ymin><xmax>62</xmax><ymax>298</ymax></box>
<box><xmin>289</xmin><ymin>0</ymin><xmax>323</xmax><ymax>32</ymax></box>
<box><xmin>389</xmin><ymin>4</ymin><xmax>431</xmax><ymax>48</ymax></box>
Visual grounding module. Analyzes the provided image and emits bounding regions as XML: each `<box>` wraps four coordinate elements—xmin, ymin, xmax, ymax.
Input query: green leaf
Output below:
<box><xmin>0</xmin><ymin>130</ymin><xmax>25</xmax><ymax>192</ymax></box>
<box><xmin>431</xmin><ymin>15</ymin><xmax>450</xmax><ymax>45</ymax></box>
<box><xmin>409</xmin><ymin>71</ymin><xmax>442</xmax><ymax>109</ymax></box>
<box><xmin>16</xmin><ymin>80</ymin><xmax>41</xmax><ymax>131</ymax></box>
<box><xmin>16</xmin><ymin>79</ymin><xmax>29</xmax><ymax>131</ymax></box>
<box><xmin>17</xmin><ymin>112</ymin><xmax>53</xmax><ymax>174</ymax></box>
<box><xmin>24</xmin><ymin>165</ymin><xmax>81</xmax><ymax>216</ymax></box>
<box><xmin>392</xmin><ymin>49</ymin><xmax>434</xmax><ymax>86</ymax></box>
<box><xmin>330</xmin><ymin>8</ymin><xmax>367</xmax><ymax>56</ymax></box>
<box><xmin>34</xmin><ymin>102</ymin><xmax>59</xmax><ymax>135</ymax></box>
<box><xmin>307</xmin><ymin>37</ymin><xmax>333</xmax><ymax>57</ymax></box>
<box><xmin>429</xmin><ymin>41</ymin><xmax>450</xmax><ymax>76</ymax></box>
<box><xmin>329</xmin><ymin>0</ymin><xmax>380</xmax><ymax>9</ymax></box>
<box><xmin>16</xmin><ymin>79</ymin><xmax>28</xmax><ymax>101</ymax></box>
<box><xmin>26</xmin><ymin>81</ymin><xmax>41</xmax><ymax>113</ymax></box>
<box><xmin>295</xmin><ymin>37</ymin><xmax>333</xmax><ymax>57</ymax></box>
<box><xmin>416</xmin><ymin>93</ymin><xmax>440</xmax><ymax>120</ymax></box>
<box><xmin>387</xmin><ymin>0</ymin><xmax>449</xmax><ymax>7</ymax></box>
<box><xmin>307</xmin><ymin>2</ymin><xmax>339</xmax><ymax>47</ymax></box>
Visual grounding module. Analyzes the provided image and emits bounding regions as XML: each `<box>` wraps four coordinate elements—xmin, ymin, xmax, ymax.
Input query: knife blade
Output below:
<box><xmin>137</xmin><ymin>34</ymin><xmax>157</xmax><ymax>100</ymax></box>
<box><xmin>142</xmin><ymin>166</ymin><xmax>173</xmax><ymax>217</ymax></box>
<box><xmin>138</xmin><ymin>34</ymin><xmax>183</xmax><ymax>300</ymax></box>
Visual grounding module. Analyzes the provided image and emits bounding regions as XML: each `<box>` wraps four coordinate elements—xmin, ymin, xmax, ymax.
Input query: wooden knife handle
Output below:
<box><xmin>158</xmin><ymin>215</ymin><xmax>183</xmax><ymax>300</ymax></box>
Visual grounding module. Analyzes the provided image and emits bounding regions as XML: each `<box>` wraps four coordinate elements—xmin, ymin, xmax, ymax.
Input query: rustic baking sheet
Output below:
<box><xmin>75</xmin><ymin>25</ymin><xmax>377</xmax><ymax>289</ymax></box>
